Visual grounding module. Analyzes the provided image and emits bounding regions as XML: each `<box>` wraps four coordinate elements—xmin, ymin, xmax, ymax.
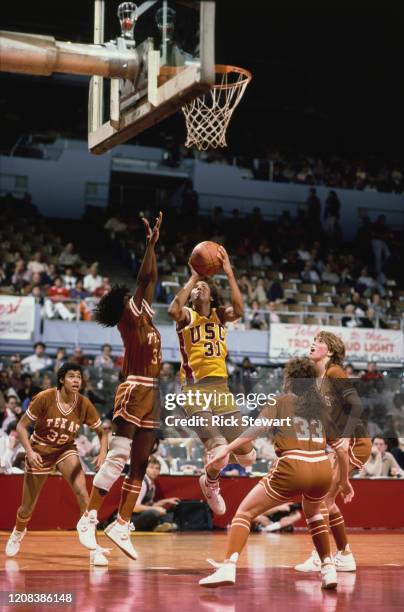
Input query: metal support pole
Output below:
<box><xmin>91</xmin><ymin>0</ymin><xmax>105</xmax><ymax>132</ymax></box>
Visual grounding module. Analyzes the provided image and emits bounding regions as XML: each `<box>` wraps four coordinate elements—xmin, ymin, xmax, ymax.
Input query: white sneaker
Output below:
<box><xmin>199</xmin><ymin>475</ymin><xmax>226</xmax><ymax>516</ymax></box>
<box><xmin>294</xmin><ymin>549</ymin><xmax>321</xmax><ymax>572</ymax></box>
<box><xmin>5</xmin><ymin>528</ymin><xmax>26</xmax><ymax>557</ymax></box>
<box><xmin>104</xmin><ymin>520</ymin><xmax>138</xmax><ymax>560</ymax></box>
<box><xmin>333</xmin><ymin>550</ymin><xmax>356</xmax><ymax>572</ymax></box>
<box><xmin>199</xmin><ymin>554</ymin><xmax>238</xmax><ymax>588</ymax></box>
<box><xmin>76</xmin><ymin>509</ymin><xmax>98</xmax><ymax>550</ymax></box>
<box><xmin>321</xmin><ymin>558</ymin><xmax>338</xmax><ymax>590</ymax></box>
<box><xmin>90</xmin><ymin>546</ymin><xmax>110</xmax><ymax>566</ymax></box>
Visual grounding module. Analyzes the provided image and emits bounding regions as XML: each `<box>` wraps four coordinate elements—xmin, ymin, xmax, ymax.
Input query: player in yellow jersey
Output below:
<box><xmin>168</xmin><ymin>246</ymin><xmax>256</xmax><ymax>515</ymax></box>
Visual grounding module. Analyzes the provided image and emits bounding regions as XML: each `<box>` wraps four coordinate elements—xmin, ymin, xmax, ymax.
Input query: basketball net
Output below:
<box><xmin>182</xmin><ymin>65</ymin><xmax>252</xmax><ymax>151</ymax></box>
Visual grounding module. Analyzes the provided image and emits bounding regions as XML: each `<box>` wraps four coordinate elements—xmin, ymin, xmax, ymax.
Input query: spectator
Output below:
<box><xmin>0</xmin><ymin>425</ymin><xmax>24</xmax><ymax>473</ymax></box>
<box><xmin>321</xmin><ymin>263</ymin><xmax>340</xmax><ymax>284</ymax></box>
<box><xmin>361</xmin><ymin>362</ymin><xmax>383</xmax><ymax>383</ymax></box>
<box><xmin>18</xmin><ymin>374</ymin><xmax>41</xmax><ymax>406</ymax></box>
<box><xmin>266</xmin><ymin>280</ymin><xmax>284</xmax><ymax>302</ymax></box>
<box><xmin>83</xmin><ymin>263</ymin><xmax>102</xmax><ymax>293</ymax></box>
<box><xmin>324</xmin><ymin>190</ymin><xmax>341</xmax><ymax>238</ymax></box>
<box><xmin>11</xmin><ymin>259</ymin><xmax>31</xmax><ymax>290</ymax></box>
<box><xmin>251</xmin><ymin>279</ymin><xmax>267</xmax><ymax>306</ymax></box>
<box><xmin>265</xmin><ymin>301</ymin><xmax>280</xmax><ymax>323</ymax></box>
<box><xmin>221</xmin><ymin>463</ymin><xmax>249</xmax><ymax>477</ymax></box>
<box><xmin>356</xmin><ymin>266</ymin><xmax>376</xmax><ymax>291</ymax></box>
<box><xmin>131</xmin><ymin>456</ymin><xmax>180</xmax><ymax>532</ymax></box>
<box><xmin>53</xmin><ymin>347</ymin><xmax>67</xmax><ymax>373</ymax></box>
<box><xmin>69</xmin><ymin>346</ymin><xmax>90</xmax><ymax>367</ymax></box>
<box><xmin>390</xmin><ymin>438</ymin><xmax>404</xmax><ymax>470</ymax></box>
<box><xmin>306</xmin><ymin>188</ymin><xmax>322</xmax><ymax>237</ymax></box>
<box><xmin>350</xmin><ymin>291</ymin><xmax>367</xmax><ymax>316</ymax></box>
<box><xmin>1</xmin><ymin>396</ymin><xmax>23</xmax><ymax>431</ymax></box>
<box><xmin>301</xmin><ymin>261</ymin><xmax>320</xmax><ymax>283</ymax></box>
<box><xmin>345</xmin><ymin>363</ymin><xmax>356</xmax><ymax>378</ymax></box>
<box><xmin>21</xmin><ymin>342</ymin><xmax>53</xmax><ymax>373</ymax></box>
<box><xmin>368</xmin><ymin>293</ymin><xmax>386</xmax><ymax>316</ymax></box>
<box><xmin>58</xmin><ymin>242</ymin><xmax>81</xmax><ymax>268</ymax></box>
<box><xmin>342</xmin><ymin>305</ymin><xmax>360</xmax><ymax>328</ymax></box>
<box><xmin>247</xmin><ymin>301</ymin><xmax>267</xmax><ymax>330</ymax></box>
<box><xmin>27</xmin><ymin>251</ymin><xmax>48</xmax><ymax>276</ymax></box>
<box><xmin>62</xmin><ymin>267</ymin><xmax>77</xmax><ymax>289</ymax></box>
<box><xmin>94</xmin><ymin>344</ymin><xmax>114</xmax><ymax>369</ymax></box>
<box><xmin>371</xmin><ymin>215</ymin><xmax>391</xmax><ymax>275</ymax></box>
<box><xmin>9</xmin><ymin>358</ymin><xmax>24</xmax><ymax>392</ymax></box>
<box><xmin>47</xmin><ymin>276</ymin><xmax>71</xmax><ymax>300</ymax></box>
<box><xmin>93</xmin><ymin>276</ymin><xmax>112</xmax><ymax>298</ymax></box>
<box><xmin>297</xmin><ymin>242</ymin><xmax>311</xmax><ymax>262</ymax></box>
<box><xmin>70</xmin><ymin>279</ymin><xmax>90</xmax><ymax>300</ymax></box>
<box><xmin>361</xmin><ymin>436</ymin><xmax>403</xmax><ymax>478</ymax></box>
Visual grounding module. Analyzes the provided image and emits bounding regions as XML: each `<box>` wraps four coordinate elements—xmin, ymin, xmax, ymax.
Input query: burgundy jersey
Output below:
<box><xmin>26</xmin><ymin>388</ymin><xmax>101</xmax><ymax>454</ymax></box>
<box><xmin>117</xmin><ymin>297</ymin><xmax>162</xmax><ymax>379</ymax></box>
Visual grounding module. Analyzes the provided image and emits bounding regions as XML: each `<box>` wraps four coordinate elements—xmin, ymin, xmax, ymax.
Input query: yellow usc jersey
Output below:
<box><xmin>177</xmin><ymin>307</ymin><xmax>227</xmax><ymax>382</ymax></box>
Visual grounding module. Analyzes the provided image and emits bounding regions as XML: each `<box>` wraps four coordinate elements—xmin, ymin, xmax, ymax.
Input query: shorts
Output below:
<box><xmin>348</xmin><ymin>437</ymin><xmax>372</xmax><ymax>471</ymax></box>
<box><xmin>181</xmin><ymin>377</ymin><xmax>238</xmax><ymax>418</ymax></box>
<box><xmin>25</xmin><ymin>443</ymin><xmax>79</xmax><ymax>475</ymax></box>
<box><xmin>113</xmin><ymin>375</ymin><xmax>160</xmax><ymax>429</ymax></box>
<box><xmin>259</xmin><ymin>450</ymin><xmax>332</xmax><ymax>504</ymax></box>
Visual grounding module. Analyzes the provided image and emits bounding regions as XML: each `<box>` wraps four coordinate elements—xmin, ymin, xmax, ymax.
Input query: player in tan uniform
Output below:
<box><xmin>5</xmin><ymin>363</ymin><xmax>108</xmax><ymax>561</ymax></box>
<box><xmin>295</xmin><ymin>331</ymin><xmax>371</xmax><ymax>573</ymax></box>
<box><xmin>77</xmin><ymin>212</ymin><xmax>163</xmax><ymax>560</ymax></box>
<box><xmin>198</xmin><ymin>357</ymin><xmax>353</xmax><ymax>590</ymax></box>
<box><xmin>168</xmin><ymin>247</ymin><xmax>256</xmax><ymax>516</ymax></box>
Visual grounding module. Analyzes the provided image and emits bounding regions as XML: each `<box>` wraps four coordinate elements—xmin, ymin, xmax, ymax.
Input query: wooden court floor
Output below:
<box><xmin>1</xmin><ymin>531</ymin><xmax>403</xmax><ymax>611</ymax></box>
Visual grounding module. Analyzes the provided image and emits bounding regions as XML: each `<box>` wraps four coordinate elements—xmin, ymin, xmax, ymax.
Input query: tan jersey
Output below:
<box><xmin>26</xmin><ymin>388</ymin><xmax>101</xmax><ymax>454</ymax></box>
<box><xmin>261</xmin><ymin>393</ymin><xmax>341</xmax><ymax>457</ymax></box>
<box><xmin>320</xmin><ymin>364</ymin><xmax>367</xmax><ymax>439</ymax></box>
<box><xmin>117</xmin><ymin>297</ymin><xmax>162</xmax><ymax>380</ymax></box>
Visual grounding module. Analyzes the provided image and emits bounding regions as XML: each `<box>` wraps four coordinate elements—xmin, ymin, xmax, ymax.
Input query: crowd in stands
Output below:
<box><xmin>2</xmin><ymin>186</ymin><xmax>403</xmax><ymax>328</ymax></box>
<box><xmin>107</xmin><ymin>186</ymin><xmax>404</xmax><ymax>329</ymax></box>
<box><xmin>194</xmin><ymin>147</ymin><xmax>404</xmax><ymax>195</ymax></box>
<box><xmin>1</xmin><ymin>350</ymin><xmax>403</xmax><ymax>478</ymax></box>
<box><xmin>0</xmin><ymin>194</ymin><xmax>112</xmax><ymax>320</ymax></box>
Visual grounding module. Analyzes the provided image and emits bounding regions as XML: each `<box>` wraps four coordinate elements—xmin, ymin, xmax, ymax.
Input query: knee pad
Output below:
<box><xmin>93</xmin><ymin>436</ymin><xmax>131</xmax><ymax>492</ymax></box>
<box><xmin>233</xmin><ymin>448</ymin><xmax>257</xmax><ymax>467</ymax></box>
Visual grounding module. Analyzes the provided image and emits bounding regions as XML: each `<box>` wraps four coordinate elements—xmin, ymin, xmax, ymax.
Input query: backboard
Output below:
<box><xmin>88</xmin><ymin>0</ymin><xmax>215</xmax><ymax>154</ymax></box>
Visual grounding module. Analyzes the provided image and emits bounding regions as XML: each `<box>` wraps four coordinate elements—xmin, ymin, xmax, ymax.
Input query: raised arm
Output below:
<box><xmin>216</xmin><ymin>246</ymin><xmax>244</xmax><ymax>322</ymax></box>
<box><xmin>167</xmin><ymin>264</ymin><xmax>200</xmax><ymax>325</ymax></box>
<box><xmin>134</xmin><ymin>212</ymin><xmax>162</xmax><ymax>308</ymax></box>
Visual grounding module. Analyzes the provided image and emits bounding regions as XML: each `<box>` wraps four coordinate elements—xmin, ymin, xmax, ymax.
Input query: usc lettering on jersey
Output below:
<box><xmin>177</xmin><ymin>307</ymin><xmax>227</xmax><ymax>382</ymax></box>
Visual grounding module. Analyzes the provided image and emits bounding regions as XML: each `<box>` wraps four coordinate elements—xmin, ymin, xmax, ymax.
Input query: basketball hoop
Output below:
<box><xmin>182</xmin><ymin>64</ymin><xmax>252</xmax><ymax>151</ymax></box>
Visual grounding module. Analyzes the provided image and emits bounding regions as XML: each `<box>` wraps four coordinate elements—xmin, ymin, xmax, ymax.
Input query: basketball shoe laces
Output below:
<box><xmin>120</xmin><ymin>522</ymin><xmax>135</xmax><ymax>540</ymax></box>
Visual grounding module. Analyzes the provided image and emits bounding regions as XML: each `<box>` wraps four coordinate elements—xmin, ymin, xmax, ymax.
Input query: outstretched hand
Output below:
<box><xmin>143</xmin><ymin>211</ymin><xmax>163</xmax><ymax>244</ymax></box>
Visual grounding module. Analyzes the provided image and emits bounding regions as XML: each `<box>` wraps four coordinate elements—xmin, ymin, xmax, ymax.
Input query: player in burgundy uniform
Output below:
<box><xmin>77</xmin><ymin>212</ymin><xmax>163</xmax><ymax>559</ymax></box>
<box><xmin>5</xmin><ymin>364</ymin><xmax>108</xmax><ymax>562</ymax></box>
<box><xmin>198</xmin><ymin>357</ymin><xmax>353</xmax><ymax>590</ymax></box>
<box><xmin>295</xmin><ymin>331</ymin><xmax>371</xmax><ymax>573</ymax></box>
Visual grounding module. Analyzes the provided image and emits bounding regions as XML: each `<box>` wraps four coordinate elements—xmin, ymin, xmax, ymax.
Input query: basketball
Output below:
<box><xmin>189</xmin><ymin>241</ymin><xmax>222</xmax><ymax>277</ymax></box>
